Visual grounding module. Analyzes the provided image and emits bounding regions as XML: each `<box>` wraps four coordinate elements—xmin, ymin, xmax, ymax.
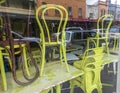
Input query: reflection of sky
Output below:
<box><xmin>86</xmin><ymin>0</ymin><xmax>120</xmax><ymax>5</ymax></box>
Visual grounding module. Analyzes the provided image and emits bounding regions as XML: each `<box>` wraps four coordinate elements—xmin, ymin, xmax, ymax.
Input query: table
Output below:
<box><xmin>102</xmin><ymin>54</ymin><xmax>118</xmax><ymax>75</ymax></box>
<box><xmin>0</xmin><ymin>62</ymin><xmax>84</xmax><ymax>93</ymax></box>
<box><xmin>102</xmin><ymin>54</ymin><xmax>118</xmax><ymax>65</ymax></box>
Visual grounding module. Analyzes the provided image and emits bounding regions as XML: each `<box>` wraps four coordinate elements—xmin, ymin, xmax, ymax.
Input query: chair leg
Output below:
<box><xmin>61</xmin><ymin>45</ymin><xmax>69</xmax><ymax>72</ymax></box>
<box><xmin>40</xmin><ymin>45</ymin><xmax>45</xmax><ymax>77</ymax></box>
<box><xmin>70</xmin><ymin>82</ymin><xmax>75</xmax><ymax>93</ymax></box>
<box><xmin>56</xmin><ymin>85</ymin><xmax>61</xmax><ymax>93</ymax></box>
<box><xmin>97</xmin><ymin>87</ymin><xmax>102</xmax><ymax>93</ymax></box>
<box><xmin>59</xmin><ymin>46</ymin><xmax>63</xmax><ymax>64</ymax></box>
<box><xmin>23</xmin><ymin>47</ymin><xmax>30</xmax><ymax>76</ymax></box>
<box><xmin>105</xmin><ymin>40</ymin><xmax>109</xmax><ymax>55</ymax></box>
<box><xmin>0</xmin><ymin>51</ymin><xmax>7</xmax><ymax>91</ymax></box>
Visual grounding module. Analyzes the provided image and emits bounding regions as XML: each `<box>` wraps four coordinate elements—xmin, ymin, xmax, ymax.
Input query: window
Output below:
<box><xmin>73</xmin><ymin>32</ymin><xmax>81</xmax><ymax>40</ymax></box>
<box><xmin>103</xmin><ymin>10</ymin><xmax>106</xmax><ymax>15</ymax></box>
<box><xmin>101</xmin><ymin>9</ymin><xmax>106</xmax><ymax>16</ymax></box>
<box><xmin>66</xmin><ymin>32</ymin><xmax>71</xmax><ymax>41</ymax></box>
<box><xmin>78</xmin><ymin>8</ymin><xmax>82</xmax><ymax>17</ymax></box>
<box><xmin>100</xmin><ymin>9</ymin><xmax>103</xmax><ymax>16</ymax></box>
<box><xmin>68</xmin><ymin>6</ymin><xmax>72</xmax><ymax>16</ymax></box>
<box><xmin>8</xmin><ymin>0</ymin><xmax>27</xmax><ymax>8</ymax></box>
<box><xmin>42</xmin><ymin>2</ymin><xmax>48</xmax><ymax>14</ymax></box>
<box><xmin>117</xmin><ymin>14</ymin><xmax>120</xmax><ymax>20</ymax></box>
<box><xmin>89</xmin><ymin>13</ymin><xmax>94</xmax><ymax>18</ymax></box>
<box><xmin>55</xmin><ymin>9</ymin><xmax>60</xmax><ymax>15</ymax></box>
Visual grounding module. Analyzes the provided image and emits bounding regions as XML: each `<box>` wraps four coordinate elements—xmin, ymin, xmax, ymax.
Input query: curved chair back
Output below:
<box><xmin>81</xmin><ymin>47</ymin><xmax>104</xmax><ymax>68</ymax></box>
<box><xmin>96</xmin><ymin>14</ymin><xmax>114</xmax><ymax>47</ymax></box>
<box><xmin>36</xmin><ymin>4</ymin><xmax>68</xmax><ymax>44</ymax></box>
<box><xmin>36</xmin><ymin>4</ymin><xmax>69</xmax><ymax>76</ymax></box>
<box><xmin>70</xmin><ymin>47</ymin><xmax>104</xmax><ymax>93</ymax></box>
<box><xmin>87</xmin><ymin>14</ymin><xmax>113</xmax><ymax>55</ymax></box>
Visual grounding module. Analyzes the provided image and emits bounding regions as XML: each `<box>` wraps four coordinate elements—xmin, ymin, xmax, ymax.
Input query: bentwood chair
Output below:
<box><xmin>36</xmin><ymin>4</ymin><xmax>69</xmax><ymax>76</ymax></box>
<box><xmin>0</xmin><ymin>16</ymin><xmax>30</xmax><ymax>91</ymax></box>
<box><xmin>70</xmin><ymin>47</ymin><xmax>104</xmax><ymax>93</ymax></box>
<box><xmin>87</xmin><ymin>14</ymin><xmax>114</xmax><ymax>55</ymax></box>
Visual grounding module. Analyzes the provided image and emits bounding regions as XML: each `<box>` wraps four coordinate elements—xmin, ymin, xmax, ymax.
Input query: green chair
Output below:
<box><xmin>87</xmin><ymin>14</ymin><xmax>114</xmax><ymax>55</ymax></box>
<box><xmin>70</xmin><ymin>47</ymin><xmax>104</xmax><ymax>93</ymax></box>
<box><xmin>36</xmin><ymin>4</ymin><xmax>69</xmax><ymax>76</ymax></box>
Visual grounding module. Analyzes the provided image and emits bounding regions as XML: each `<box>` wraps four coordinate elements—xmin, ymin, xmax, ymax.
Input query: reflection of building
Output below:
<box><xmin>86</xmin><ymin>0</ymin><xmax>108</xmax><ymax>19</ymax></box>
<box><xmin>0</xmin><ymin>0</ymin><xmax>34</xmax><ymax>17</ymax></box>
<box><xmin>36</xmin><ymin>0</ymin><xmax>86</xmax><ymax>19</ymax></box>
<box><xmin>108</xmin><ymin>0</ymin><xmax>120</xmax><ymax>20</ymax></box>
<box><xmin>0</xmin><ymin>0</ymin><xmax>36</xmax><ymax>36</ymax></box>
<box><xmin>98</xmin><ymin>0</ymin><xmax>108</xmax><ymax>18</ymax></box>
<box><xmin>86</xmin><ymin>4</ymin><xmax>98</xmax><ymax>19</ymax></box>
<box><xmin>116</xmin><ymin>5</ymin><xmax>120</xmax><ymax>20</ymax></box>
<box><xmin>36</xmin><ymin>0</ymin><xmax>89</xmax><ymax>29</ymax></box>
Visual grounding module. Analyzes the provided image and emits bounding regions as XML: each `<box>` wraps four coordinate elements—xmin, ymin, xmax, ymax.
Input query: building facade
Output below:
<box><xmin>36</xmin><ymin>0</ymin><xmax>86</xmax><ymax>20</ymax></box>
<box><xmin>107</xmin><ymin>0</ymin><xmax>120</xmax><ymax>20</ymax></box>
<box><xmin>86</xmin><ymin>0</ymin><xmax>108</xmax><ymax>19</ymax></box>
<box><xmin>116</xmin><ymin>5</ymin><xmax>120</xmax><ymax>20</ymax></box>
<box><xmin>86</xmin><ymin>4</ymin><xmax>98</xmax><ymax>19</ymax></box>
<box><xmin>98</xmin><ymin>0</ymin><xmax>108</xmax><ymax>18</ymax></box>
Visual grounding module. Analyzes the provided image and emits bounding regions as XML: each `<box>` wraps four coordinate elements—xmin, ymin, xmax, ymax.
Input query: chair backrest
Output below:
<box><xmin>96</xmin><ymin>14</ymin><xmax>114</xmax><ymax>47</ymax></box>
<box><xmin>36</xmin><ymin>4</ymin><xmax>68</xmax><ymax>44</ymax></box>
<box><xmin>82</xmin><ymin>47</ymin><xmax>104</xmax><ymax>88</ymax></box>
<box><xmin>81</xmin><ymin>47</ymin><xmax>104</xmax><ymax>69</ymax></box>
<box><xmin>85</xmin><ymin>66</ymin><xmax>102</xmax><ymax>89</ymax></box>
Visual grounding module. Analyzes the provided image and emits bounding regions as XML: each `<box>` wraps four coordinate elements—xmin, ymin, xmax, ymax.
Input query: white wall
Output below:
<box><xmin>86</xmin><ymin>4</ymin><xmax>98</xmax><ymax>19</ymax></box>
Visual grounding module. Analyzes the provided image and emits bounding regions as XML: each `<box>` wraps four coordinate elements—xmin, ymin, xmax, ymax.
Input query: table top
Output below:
<box><xmin>0</xmin><ymin>62</ymin><xmax>84</xmax><ymax>93</ymax></box>
<box><xmin>102</xmin><ymin>54</ymin><xmax>118</xmax><ymax>65</ymax></box>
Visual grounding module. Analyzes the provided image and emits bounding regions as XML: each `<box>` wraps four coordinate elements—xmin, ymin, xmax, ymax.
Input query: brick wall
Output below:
<box><xmin>36</xmin><ymin>0</ymin><xmax>86</xmax><ymax>19</ymax></box>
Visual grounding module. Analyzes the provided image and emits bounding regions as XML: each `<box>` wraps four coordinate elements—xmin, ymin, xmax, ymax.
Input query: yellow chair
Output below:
<box><xmin>36</xmin><ymin>4</ymin><xmax>69</xmax><ymax>76</ymax></box>
<box><xmin>70</xmin><ymin>47</ymin><xmax>104</xmax><ymax>93</ymax></box>
<box><xmin>0</xmin><ymin>48</ymin><xmax>7</xmax><ymax>91</ymax></box>
<box><xmin>87</xmin><ymin>14</ymin><xmax>114</xmax><ymax>55</ymax></box>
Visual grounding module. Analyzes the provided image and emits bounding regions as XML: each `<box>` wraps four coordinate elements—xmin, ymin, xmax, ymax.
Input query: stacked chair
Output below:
<box><xmin>35</xmin><ymin>4</ymin><xmax>70</xmax><ymax>76</ymax></box>
<box><xmin>87</xmin><ymin>14</ymin><xmax>114</xmax><ymax>55</ymax></box>
<box><xmin>70</xmin><ymin>47</ymin><xmax>104</xmax><ymax>93</ymax></box>
<box><xmin>70</xmin><ymin>14</ymin><xmax>114</xmax><ymax>93</ymax></box>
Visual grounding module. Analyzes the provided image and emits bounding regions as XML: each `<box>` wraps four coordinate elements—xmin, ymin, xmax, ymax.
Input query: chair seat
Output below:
<box><xmin>73</xmin><ymin>61</ymin><xmax>82</xmax><ymax>69</ymax></box>
<box><xmin>45</xmin><ymin>42</ymin><xmax>62</xmax><ymax>46</ymax></box>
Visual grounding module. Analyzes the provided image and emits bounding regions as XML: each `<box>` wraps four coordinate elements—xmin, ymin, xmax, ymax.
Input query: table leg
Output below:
<box><xmin>56</xmin><ymin>84</ymin><xmax>61</xmax><ymax>93</ymax></box>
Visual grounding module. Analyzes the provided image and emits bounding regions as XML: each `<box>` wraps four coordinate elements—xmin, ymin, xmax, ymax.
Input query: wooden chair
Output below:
<box><xmin>36</xmin><ymin>4</ymin><xmax>69</xmax><ymax>76</ymax></box>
